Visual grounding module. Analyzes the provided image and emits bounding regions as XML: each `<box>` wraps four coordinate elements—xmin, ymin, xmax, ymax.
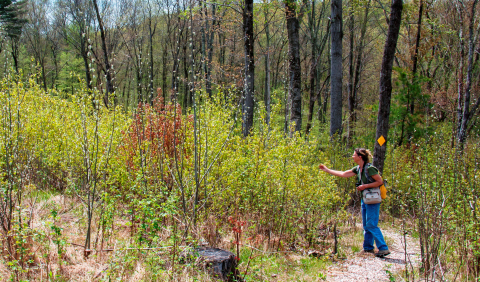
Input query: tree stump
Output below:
<box><xmin>185</xmin><ymin>247</ymin><xmax>242</xmax><ymax>281</ymax></box>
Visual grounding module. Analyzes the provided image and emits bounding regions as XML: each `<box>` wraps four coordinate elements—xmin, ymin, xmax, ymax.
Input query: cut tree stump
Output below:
<box><xmin>184</xmin><ymin>247</ymin><xmax>242</xmax><ymax>281</ymax></box>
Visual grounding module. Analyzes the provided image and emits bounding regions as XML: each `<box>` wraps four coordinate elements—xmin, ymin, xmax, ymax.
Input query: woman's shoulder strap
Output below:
<box><xmin>365</xmin><ymin>163</ymin><xmax>378</xmax><ymax>170</ymax></box>
<box><xmin>363</xmin><ymin>163</ymin><xmax>377</xmax><ymax>182</ymax></box>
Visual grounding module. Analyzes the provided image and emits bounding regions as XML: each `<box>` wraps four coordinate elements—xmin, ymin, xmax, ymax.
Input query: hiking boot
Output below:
<box><xmin>375</xmin><ymin>249</ymin><xmax>391</xmax><ymax>257</ymax></box>
<box><xmin>362</xmin><ymin>249</ymin><xmax>375</xmax><ymax>254</ymax></box>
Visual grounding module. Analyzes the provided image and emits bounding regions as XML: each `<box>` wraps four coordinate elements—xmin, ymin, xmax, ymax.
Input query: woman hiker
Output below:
<box><xmin>318</xmin><ymin>148</ymin><xmax>391</xmax><ymax>258</ymax></box>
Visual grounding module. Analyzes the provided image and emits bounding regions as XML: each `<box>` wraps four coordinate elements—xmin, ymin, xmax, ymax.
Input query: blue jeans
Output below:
<box><xmin>361</xmin><ymin>201</ymin><xmax>388</xmax><ymax>251</ymax></box>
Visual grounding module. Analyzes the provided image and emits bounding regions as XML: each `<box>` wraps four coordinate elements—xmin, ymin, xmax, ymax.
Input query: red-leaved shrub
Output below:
<box><xmin>121</xmin><ymin>94</ymin><xmax>192</xmax><ymax>190</ymax></box>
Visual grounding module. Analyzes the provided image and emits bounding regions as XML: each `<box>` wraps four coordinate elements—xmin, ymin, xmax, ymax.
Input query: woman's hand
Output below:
<box><xmin>357</xmin><ymin>184</ymin><xmax>366</xmax><ymax>191</ymax></box>
<box><xmin>319</xmin><ymin>164</ymin><xmax>328</xmax><ymax>171</ymax></box>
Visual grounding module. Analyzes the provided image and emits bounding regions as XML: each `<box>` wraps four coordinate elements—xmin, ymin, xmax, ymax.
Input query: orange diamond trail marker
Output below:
<box><xmin>377</xmin><ymin>135</ymin><xmax>386</xmax><ymax>146</ymax></box>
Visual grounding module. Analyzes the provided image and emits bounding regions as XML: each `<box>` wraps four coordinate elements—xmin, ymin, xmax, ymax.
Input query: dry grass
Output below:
<box><xmin>1</xmin><ymin>193</ymin><xmax>110</xmax><ymax>281</ymax></box>
<box><xmin>0</xmin><ymin>193</ymin><xmax>338</xmax><ymax>281</ymax></box>
<box><xmin>0</xmin><ymin>192</ymin><xmax>224</xmax><ymax>281</ymax></box>
<box><xmin>5</xmin><ymin>195</ymin><xmax>424</xmax><ymax>282</ymax></box>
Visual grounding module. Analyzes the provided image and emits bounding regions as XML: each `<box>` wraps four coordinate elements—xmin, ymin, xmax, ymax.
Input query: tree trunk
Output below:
<box><xmin>242</xmin><ymin>0</ymin><xmax>255</xmax><ymax>137</ymax></box>
<box><xmin>330</xmin><ymin>0</ymin><xmax>343</xmax><ymax>137</ymax></box>
<box><xmin>305</xmin><ymin>0</ymin><xmax>318</xmax><ymax>135</ymax></box>
<box><xmin>41</xmin><ymin>60</ymin><xmax>47</xmax><ymax>92</ymax></box>
<box><xmin>353</xmin><ymin>0</ymin><xmax>371</xmax><ymax>110</ymax></box>
<box><xmin>61</xmin><ymin>0</ymin><xmax>93</xmax><ymax>93</ymax></box>
<box><xmin>201</xmin><ymin>1</ymin><xmax>207</xmax><ymax>96</ymax></box>
<box><xmin>306</xmin><ymin>51</ymin><xmax>317</xmax><ymax>135</ymax></box>
<box><xmin>319</xmin><ymin>34</ymin><xmax>331</xmax><ymax>124</ymax></box>
<box><xmin>51</xmin><ymin>44</ymin><xmax>59</xmax><ymax>89</ymax></box>
<box><xmin>264</xmin><ymin>4</ymin><xmax>271</xmax><ymax>127</ymax></box>
<box><xmin>348</xmin><ymin>0</ymin><xmax>372</xmax><ymax>145</ymax></box>
<box><xmin>206</xmin><ymin>4</ymin><xmax>216</xmax><ymax>99</ymax></box>
<box><xmin>81</xmin><ymin>44</ymin><xmax>93</xmax><ymax>92</ymax></box>
<box><xmin>285</xmin><ymin>0</ymin><xmax>302</xmax><ymax>134</ymax></box>
<box><xmin>92</xmin><ymin>0</ymin><xmax>114</xmax><ymax>107</ymax></box>
<box><xmin>162</xmin><ymin>48</ymin><xmax>168</xmax><ymax>103</ymax></box>
<box><xmin>135</xmin><ymin>46</ymin><xmax>143</xmax><ymax>103</ymax></box>
<box><xmin>373</xmin><ymin>0</ymin><xmax>403</xmax><ymax>174</ymax></box>
<box><xmin>315</xmin><ymin>14</ymin><xmax>331</xmax><ymax>125</ymax></box>
<box><xmin>347</xmin><ymin>4</ymin><xmax>354</xmax><ymax>145</ymax></box>
<box><xmin>219</xmin><ymin>31</ymin><xmax>226</xmax><ymax>85</ymax></box>
<box><xmin>317</xmin><ymin>74</ymin><xmax>330</xmax><ymax>123</ymax></box>
<box><xmin>10</xmin><ymin>39</ymin><xmax>19</xmax><ymax>73</ymax></box>
<box><xmin>410</xmin><ymin>0</ymin><xmax>423</xmax><ymax>115</ymax></box>
<box><xmin>183</xmin><ymin>44</ymin><xmax>189</xmax><ymax>109</ymax></box>
<box><xmin>456</xmin><ymin>0</ymin><xmax>479</xmax><ymax>149</ymax></box>
<box><xmin>171</xmin><ymin>9</ymin><xmax>183</xmax><ymax>102</ymax></box>
<box><xmin>148</xmin><ymin>5</ymin><xmax>156</xmax><ymax>104</ymax></box>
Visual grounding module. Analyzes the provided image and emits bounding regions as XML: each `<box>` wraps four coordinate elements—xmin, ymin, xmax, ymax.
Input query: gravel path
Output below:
<box><xmin>326</xmin><ymin>225</ymin><xmax>421</xmax><ymax>281</ymax></box>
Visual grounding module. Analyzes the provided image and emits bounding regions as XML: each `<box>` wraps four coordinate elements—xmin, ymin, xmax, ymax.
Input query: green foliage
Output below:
<box><xmin>4</xmin><ymin>72</ymin><xmax>479</xmax><ymax>280</ymax></box>
<box><xmin>391</xmin><ymin>68</ymin><xmax>433</xmax><ymax>146</ymax></box>
<box><xmin>103</xmin><ymin>243</ymin><xmax>139</xmax><ymax>281</ymax></box>
<box><xmin>0</xmin><ymin>71</ymin><xmax>128</xmax><ymax>182</ymax></box>
<box><xmin>383</xmin><ymin>124</ymin><xmax>480</xmax><ymax>280</ymax></box>
<box><xmin>49</xmin><ymin>208</ymin><xmax>66</xmax><ymax>257</ymax></box>
<box><xmin>239</xmin><ymin>247</ymin><xmax>328</xmax><ymax>281</ymax></box>
<box><xmin>0</xmin><ymin>71</ymin><xmax>129</xmax><ymax>278</ymax></box>
<box><xmin>386</xmin><ymin>268</ymin><xmax>396</xmax><ymax>282</ymax></box>
<box><xmin>197</xmin><ymin>92</ymin><xmax>342</xmax><ymax>246</ymax></box>
<box><xmin>0</xmin><ymin>0</ymin><xmax>27</xmax><ymax>39</ymax></box>
<box><xmin>55</xmin><ymin>54</ymin><xmax>85</xmax><ymax>93</ymax></box>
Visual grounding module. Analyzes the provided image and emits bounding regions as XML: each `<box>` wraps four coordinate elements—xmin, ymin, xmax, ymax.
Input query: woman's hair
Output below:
<box><xmin>355</xmin><ymin>148</ymin><xmax>372</xmax><ymax>163</ymax></box>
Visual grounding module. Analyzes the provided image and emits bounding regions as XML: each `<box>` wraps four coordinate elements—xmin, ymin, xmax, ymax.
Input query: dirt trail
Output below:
<box><xmin>326</xmin><ymin>225</ymin><xmax>421</xmax><ymax>281</ymax></box>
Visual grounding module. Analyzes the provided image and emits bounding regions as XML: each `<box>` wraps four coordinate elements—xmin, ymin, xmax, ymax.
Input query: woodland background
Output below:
<box><xmin>0</xmin><ymin>0</ymin><xmax>479</xmax><ymax>280</ymax></box>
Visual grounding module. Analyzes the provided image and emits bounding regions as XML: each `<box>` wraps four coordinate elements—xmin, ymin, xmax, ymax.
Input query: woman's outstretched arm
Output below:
<box><xmin>319</xmin><ymin>164</ymin><xmax>356</xmax><ymax>178</ymax></box>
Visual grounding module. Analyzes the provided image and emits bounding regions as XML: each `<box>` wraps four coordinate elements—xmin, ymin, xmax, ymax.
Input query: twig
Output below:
<box><xmin>437</xmin><ymin>256</ymin><xmax>445</xmax><ymax>280</ymax></box>
<box><xmin>242</xmin><ymin>246</ymin><xmax>255</xmax><ymax>280</ymax></box>
<box><xmin>68</xmin><ymin>242</ymin><xmax>173</xmax><ymax>252</ymax></box>
<box><xmin>94</xmin><ymin>266</ymin><xmax>109</xmax><ymax>279</ymax></box>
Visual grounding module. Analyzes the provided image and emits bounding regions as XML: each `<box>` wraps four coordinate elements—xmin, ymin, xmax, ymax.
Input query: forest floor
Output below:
<box><xmin>0</xmin><ymin>194</ymin><xmax>422</xmax><ymax>281</ymax></box>
<box><xmin>326</xmin><ymin>223</ymin><xmax>421</xmax><ymax>282</ymax></box>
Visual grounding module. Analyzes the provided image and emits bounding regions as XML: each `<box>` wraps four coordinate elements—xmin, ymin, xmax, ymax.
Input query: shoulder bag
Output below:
<box><xmin>359</xmin><ymin>163</ymin><xmax>382</xmax><ymax>204</ymax></box>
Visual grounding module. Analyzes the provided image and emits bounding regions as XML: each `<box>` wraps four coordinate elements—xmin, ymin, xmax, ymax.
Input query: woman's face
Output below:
<box><xmin>352</xmin><ymin>151</ymin><xmax>361</xmax><ymax>162</ymax></box>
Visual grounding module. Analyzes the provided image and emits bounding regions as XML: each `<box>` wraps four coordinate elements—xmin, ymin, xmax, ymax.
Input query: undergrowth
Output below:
<box><xmin>0</xmin><ymin>73</ymin><xmax>478</xmax><ymax>281</ymax></box>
